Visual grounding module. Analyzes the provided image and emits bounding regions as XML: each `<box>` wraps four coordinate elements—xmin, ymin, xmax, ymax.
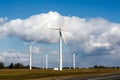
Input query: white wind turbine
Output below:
<box><xmin>73</xmin><ymin>53</ymin><xmax>76</xmax><ymax>69</ymax></box>
<box><xmin>49</xmin><ymin>18</ymin><xmax>67</xmax><ymax>71</ymax></box>
<box><xmin>24</xmin><ymin>40</ymin><xmax>37</xmax><ymax>70</ymax></box>
<box><xmin>71</xmin><ymin>48</ymin><xmax>78</xmax><ymax>69</ymax></box>
<box><xmin>46</xmin><ymin>54</ymin><xmax>48</xmax><ymax>69</ymax></box>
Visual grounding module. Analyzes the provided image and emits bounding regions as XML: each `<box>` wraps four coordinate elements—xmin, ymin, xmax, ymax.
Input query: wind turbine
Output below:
<box><xmin>71</xmin><ymin>48</ymin><xmax>79</xmax><ymax>69</ymax></box>
<box><xmin>24</xmin><ymin>40</ymin><xmax>37</xmax><ymax>70</ymax></box>
<box><xmin>49</xmin><ymin>18</ymin><xmax>67</xmax><ymax>71</ymax></box>
<box><xmin>46</xmin><ymin>54</ymin><xmax>48</xmax><ymax>69</ymax></box>
<box><xmin>73</xmin><ymin>53</ymin><xmax>75</xmax><ymax>69</ymax></box>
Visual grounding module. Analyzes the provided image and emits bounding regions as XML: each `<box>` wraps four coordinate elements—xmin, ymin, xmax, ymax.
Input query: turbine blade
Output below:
<box><xmin>48</xmin><ymin>27</ymin><xmax>60</xmax><ymax>30</ymax></box>
<box><xmin>61</xmin><ymin>31</ymin><xmax>67</xmax><ymax>45</ymax></box>
<box><xmin>23</xmin><ymin>42</ymin><xmax>29</xmax><ymax>46</ymax></box>
<box><xmin>31</xmin><ymin>40</ymin><xmax>37</xmax><ymax>45</ymax></box>
<box><xmin>61</xmin><ymin>17</ymin><xmax>69</xmax><ymax>29</ymax></box>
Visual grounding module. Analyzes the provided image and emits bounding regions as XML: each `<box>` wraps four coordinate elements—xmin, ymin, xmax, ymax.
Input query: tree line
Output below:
<box><xmin>0</xmin><ymin>62</ymin><xmax>39</xmax><ymax>69</ymax></box>
<box><xmin>90</xmin><ymin>65</ymin><xmax>120</xmax><ymax>69</ymax></box>
<box><xmin>0</xmin><ymin>62</ymin><xmax>119</xmax><ymax>69</ymax></box>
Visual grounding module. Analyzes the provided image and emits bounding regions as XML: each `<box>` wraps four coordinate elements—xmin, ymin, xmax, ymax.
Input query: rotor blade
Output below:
<box><xmin>59</xmin><ymin>30</ymin><xmax>62</xmax><ymax>36</ymax></box>
<box><xmin>71</xmin><ymin>47</ymin><xmax>79</xmax><ymax>54</ymax></box>
<box><xmin>61</xmin><ymin>20</ymin><xmax>66</xmax><ymax>29</ymax></box>
<box><xmin>61</xmin><ymin>17</ymin><xmax>69</xmax><ymax>29</ymax></box>
<box><xmin>72</xmin><ymin>50</ymin><xmax>76</xmax><ymax>54</ymax></box>
<box><xmin>61</xmin><ymin>31</ymin><xmax>67</xmax><ymax>45</ymax></box>
<box><xmin>31</xmin><ymin>40</ymin><xmax>37</xmax><ymax>45</ymax></box>
<box><xmin>48</xmin><ymin>27</ymin><xmax>60</xmax><ymax>30</ymax></box>
<box><xmin>23</xmin><ymin>42</ymin><xmax>29</xmax><ymax>46</ymax></box>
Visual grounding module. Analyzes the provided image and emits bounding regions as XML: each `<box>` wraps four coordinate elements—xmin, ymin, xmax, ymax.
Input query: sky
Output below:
<box><xmin>0</xmin><ymin>0</ymin><xmax>120</xmax><ymax>68</ymax></box>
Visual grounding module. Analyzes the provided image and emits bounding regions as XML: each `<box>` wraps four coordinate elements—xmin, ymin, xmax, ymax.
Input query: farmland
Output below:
<box><xmin>0</xmin><ymin>68</ymin><xmax>120</xmax><ymax>80</ymax></box>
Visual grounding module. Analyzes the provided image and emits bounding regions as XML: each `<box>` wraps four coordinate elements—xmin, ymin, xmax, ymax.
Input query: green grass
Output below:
<box><xmin>0</xmin><ymin>68</ymin><xmax>120</xmax><ymax>80</ymax></box>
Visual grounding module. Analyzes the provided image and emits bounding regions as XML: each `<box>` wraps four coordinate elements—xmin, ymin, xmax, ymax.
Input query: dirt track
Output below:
<box><xmin>28</xmin><ymin>73</ymin><xmax>120</xmax><ymax>80</ymax></box>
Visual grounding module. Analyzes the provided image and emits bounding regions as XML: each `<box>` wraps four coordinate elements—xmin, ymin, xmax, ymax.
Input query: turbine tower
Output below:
<box><xmin>49</xmin><ymin>20</ymin><xmax>67</xmax><ymax>71</ymax></box>
<box><xmin>24</xmin><ymin>40</ymin><xmax>37</xmax><ymax>70</ymax></box>
<box><xmin>58</xmin><ymin>27</ymin><xmax>66</xmax><ymax>71</ymax></box>
<box><xmin>73</xmin><ymin>53</ymin><xmax>75</xmax><ymax>69</ymax></box>
<box><xmin>46</xmin><ymin>54</ymin><xmax>48</xmax><ymax>69</ymax></box>
<box><xmin>71</xmin><ymin>48</ymin><xmax>78</xmax><ymax>69</ymax></box>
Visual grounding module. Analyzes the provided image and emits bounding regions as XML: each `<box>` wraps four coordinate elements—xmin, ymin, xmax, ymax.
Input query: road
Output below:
<box><xmin>60</xmin><ymin>73</ymin><xmax>120</xmax><ymax>80</ymax></box>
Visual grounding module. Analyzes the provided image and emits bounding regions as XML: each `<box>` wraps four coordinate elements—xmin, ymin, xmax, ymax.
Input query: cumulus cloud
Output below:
<box><xmin>0</xmin><ymin>49</ymin><xmax>28</xmax><ymax>64</ymax></box>
<box><xmin>0</xmin><ymin>11</ymin><xmax>120</xmax><ymax>57</ymax></box>
<box><xmin>0</xmin><ymin>17</ymin><xmax>7</xmax><ymax>25</ymax></box>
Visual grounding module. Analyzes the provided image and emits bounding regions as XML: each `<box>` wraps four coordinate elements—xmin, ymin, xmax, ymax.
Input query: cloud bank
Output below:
<box><xmin>0</xmin><ymin>49</ymin><xmax>28</xmax><ymax>64</ymax></box>
<box><xmin>0</xmin><ymin>11</ymin><xmax>120</xmax><ymax>67</ymax></box>
<box><xmin>0</xmin><ymin>47</ymin><xmax>60</xmax><ymax>67</ymax></box>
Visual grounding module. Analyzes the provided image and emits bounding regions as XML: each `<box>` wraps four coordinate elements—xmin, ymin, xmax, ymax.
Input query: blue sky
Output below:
<box><xmin>0</xmin><ymin>0</ymin><xmax>120</xmax><ymax>68</ymax></box>
<box><xmin>0</xmin><ymin>0</ymin><xmax>120</xmax><ymax>22</ymax></box>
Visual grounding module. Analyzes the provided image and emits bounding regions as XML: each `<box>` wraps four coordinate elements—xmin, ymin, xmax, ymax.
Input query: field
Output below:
<box><xmin>0</xmin><ymin>68</ymin><xmax>120</xmax><ymax>80</ymax></box>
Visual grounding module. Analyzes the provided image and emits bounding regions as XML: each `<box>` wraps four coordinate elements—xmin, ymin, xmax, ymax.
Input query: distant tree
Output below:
<box><xmin>116</xmin><ymin>66</ymin><xmax>119</xmax><ymax>68</ymax></box>
<box><xmin>9</xmin><ymin>63</ymin><xmax>14</xmax><ymax>69</ymax></box>
<box><xmin>0</xmin><ymin>62</ymin><xmax>5</xmax><ymax>69</ymax></box>
<box><xmin>14</xmin><ymin>63</ymin><xmax>20</xmax><ymax>69</ymax></box>
<box><xmin>32</xmin><ymin>66</ymin><xmax>40</xmax><ymax>69</ymax></box>
<box><xmin>99</xmin><ymin>65</ymin><xmax>105</xmax><ymax>68</ymax></box>
<box><xmin>63</xmin><ymin>67</ymin><xmax>70</xmax><ymax>69</ymax></box>
<box><xmin>93</xmin><ymin>65</ymin><xmax>108</xmax><ymax>68</ymax></box>
<box><xmin>94</xmin><ymin>65</ymin><xmax>99</xmax><ymax>68</ymax></box>
<box><xmin>14</xmin><ymin>63</ymin><xmax>24</xmax><ymax>69</ymax></box>
<box><xmin>71</xmin><ymin>67</ymin><xmax>73</xmax><ymax>69</ymax></box>
<box><xmin>25</xmin><ymin>65</ymin><xmax>29</xmax><ymax>69</ymax></box>
<box><xmin>14</xmin><ymin>63</ymin><xmax>19</xmax><ymax>69</ymax></box>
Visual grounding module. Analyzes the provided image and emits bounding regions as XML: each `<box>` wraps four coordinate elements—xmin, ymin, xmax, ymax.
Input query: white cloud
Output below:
<box><xmin>32</xmin><ymin>46</ymin><xmax>42</xmax><ymax>54</ymax></box>
<box><xmin>0</xmin><ymin>11</ymin><xmax>120</xmax><ymax>66</ymax></box>
<box><xmin>0</xmin><ymin>49</ymin><xmax>28</xmax><ymax>64</ymax></box>
<box><xmin>0</xmin><ymin>48</ymin><xmax>61</xmax><ymax>67</ymax></box>
<box><xmin>0</xmin><ymin>17</ymin><xmax>7</xmax><ymax>25</ymax></box>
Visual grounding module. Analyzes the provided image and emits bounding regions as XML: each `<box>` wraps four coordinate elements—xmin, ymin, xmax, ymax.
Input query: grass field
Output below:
<box><xmin>0</xmin><ymin>68</ymin><xmax>120</xmax><ymax>80</ymax></box>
